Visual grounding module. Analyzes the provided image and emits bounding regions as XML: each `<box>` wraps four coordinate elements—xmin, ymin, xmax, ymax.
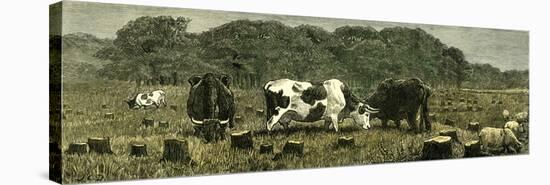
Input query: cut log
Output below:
<box><xmin>429</xmin><ymin>113</ymin><xmax>436</xmax><ymax>121</ymax></box>
<box><xmin>130</xmin><ymin>144</ymin><xmax>148</xmax><ymax>157</ymax></box>
<box><xmin>104</xmin><ymin>113</ymin><xmax>114</xmax><ymax>119</ymax></box>
<box><xmin>158</xmin><ymin>121</ymin><xmax>169</xmax><ymax>128</ymax></box>
<box><xmin>169</xmin><ymin>105</ymin><xmax>178</xmax><ymax>111</ymax></box>
<box><xmin>421</xmin><ymin>136</ymin><xmax>452</xmax><ymax>160</ymax></box>
<box><xmin>245</xmin><ymin>105</ymin><xmax>254</xmax><ymax>113</ymax></box>
<box><xmin>459</xmin><ymin>98</ymin><xmax>465</xmax><ymax>103</ymax></box>
<box><xmin>439</xmin><ymin>129</ymin><xmax>459</xmax><ymax>142</ymax></box>
<box><xmin>256</xmin><ymin>109</ymin><xmax>265</xmax><ymax>117</ymax></box>
<box><xmin>464</xmin><ymin>140</ymin><xmax>481</xmax><ymax>157</ymax></box>
<box><xmin>497</xmin><ymin>101</ymin><xmax>503</xmax><ymax>104</ymax></box>
<box><xmin>444</xmin><ymin>118</ymin><xmax>455</xmax><ymax>126</ymax></box>
<box><xmin>230</xmin><ymin>130</ymin><xmax>253</xmax><ymax>149</ymax></box>
<box><xmin>337</xmin><ymin>136</ymin><xmax>355</xmax><ymax>147</ymax></box>
<box><xmin>101</xmin><ymin>104</ymin><xmax>108</xmax><ymax>109</ymax></box>
<box><xmin>66</xmin><ymin>143</ymin><xmax>88</xmax><ymax>155</ymax></box>
<box><xmin>194</xmin><ymin>119</ymin><xmax>225</xmax><ymax>142</ymax></box>
<box><xmin>283</xmin><ymin>140</ymin><xmax>304</xmax><ymax>155</ymax></box>
<box><xmin>468</xmin><ymin>122</ymin><xmax>481</xmax><ymax>132</ymax></box>
<box><xmin>162</xmin><ymin>139</ymin><xmax>191</xmax><ymax>162</ymax></box>
<box><xmin>234</xmin><ymin>116</ymin><xmax>242</xmax><ymax>123</ymax></box>
<box><xmin>87</xmin><ymin>137</ymin><xmax>113</xmax><ymax>154</ymax></box>
<box><xmin>260</xmin><ymin>143</ymin><xmax>273</xmax><ymax>154</ymax></box>
<box><xmin>142</xmin><ymin>118</ymin><xmax>154</xmax><ymax>127</ymax></box>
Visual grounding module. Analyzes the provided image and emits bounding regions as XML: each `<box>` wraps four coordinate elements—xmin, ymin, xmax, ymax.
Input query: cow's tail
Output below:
<box><xmin>420</xmin><ymin>84</ymin><xmax>432</xmax><ymax>131</ymax></box>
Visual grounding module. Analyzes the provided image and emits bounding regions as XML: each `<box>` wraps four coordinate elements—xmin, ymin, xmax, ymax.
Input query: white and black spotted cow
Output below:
<box><xmin>263</xmin><ymin>79</ymin><xmax>379</xmax><ymax>132</ymax></box>
<box><xmin>126</xmin><ymin>90</ymin><xmax>167</xmax><ymax>109</ymax></box>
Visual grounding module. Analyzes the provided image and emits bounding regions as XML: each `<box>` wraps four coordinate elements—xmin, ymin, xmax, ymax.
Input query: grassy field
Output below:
<box><xmin>57</xmin><ymin>80</ymin><xmax>529</xmax><ymax>183</ymax></box>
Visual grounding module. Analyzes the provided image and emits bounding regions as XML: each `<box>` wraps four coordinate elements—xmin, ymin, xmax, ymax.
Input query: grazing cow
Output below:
<box><xmin>479</xmin><ymin>127</ymin><xmax>522</xmax><ymax>154</ymax></box>
<box><xmin>263</xmin><ymin>79</ymin><xmax>379</xmax><ymax>132</ymax></box>
<box><xmin>504</xmin><ymin>121</ymin><xmax>524</xmax><ymax>137</ymax></box>
<box><xmin>126</xmin><ymin>90</ymin><xmax>167</xmax><ymax>109</ymax></box>
<box><xmin>187</xmin><ymin>73</ymin><xmax>235</xmax><ymax>128</ymax></box>
<box><xmin>365</xmin><ymin>78</ymin><xmax>432</xmax><ymax>132</ymax></box>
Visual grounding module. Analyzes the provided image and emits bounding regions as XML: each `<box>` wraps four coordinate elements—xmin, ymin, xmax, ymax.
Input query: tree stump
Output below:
<box><xmin>447</xmin><ymin>101</ymin><xmax>453</xmax><ymax>106</ymax></box>
<box><xmin>64</xmin><ymin>109</ymin><xmax>73</xmax><ymax>114</ymax></box>
<box><xmin>497</xmin><ymin>101</ymin><xmax>503</xmax><ymax>105</ymax></box>
<box><xmin>170</xmin><ymin>105</ymin><xmax>178</xmax><ymax>112</ymax></box>
<box><xmin>102</xmin><ymin>113</ymin><xmax>114</xmax><ymax>119</ymax></box>
<box><xmin>491</xmin><ymin>99</ymin><xmax>496</xmax><ymax>104</ymax></box>
<box><xmin>142</xmin><ymin>118</ymin><xmax>154</xmax><ymax>127</ymax></box>
<box><xmin>260</xmin><ymin>143</ymin><xmax>273</xmax><ymax>154</ymax></box>
<box><xmin>194</xmin><ymin>119</ymin><xmax>225</xmax><ymax>142</ymax></box>
<box><xmin>464</xmin><ymin>140</ymin><xmax>481</xmax><ymax>157</ymax></box>
<box><xmin>130</xmin><ymin>144</ymin><xmax>148</xmax><ymax>157</ymax></box>
<box><xmin>337</xmin><ymin>136</ymin><xmax>355</xmax><ymax>147</ymax></box>
<box><xmin>459</xmin><ymin>98</ymin><xmax>465</xmax><ymax>103</ymax></box>
<box><xmin>159</xmin><ymin>121</ymin><xmax>169</xmax><ymax>128</ymax></box>
<box><xmin>452</xmin><ymin>107</ymin><xmax>458</xmax><ymax>112</ymax></box>
<box><xmin>67</xmin><ymin>143</ymin><xmax>88</xmax><ymax>155</ymax></box>
<box><xmin>283</xmin><ymin>140</ymin><xmax>304</xmax><ymax>155</ymax></box>
<box><xmin>473</xmin><ymin>100</ymin><xmax>478</xmax><ymax>104</ymax></box>
<box><xmin>162</xmin><ymin>139</ymin><xmax>191</xmax><ymax>162</ymax></box>
<box><xmin>439</xmin><ymin>129</ymin><xmax>459</xmax><ymax>142</ymax></box>
<box><xmin>440</xmin><ymin>101</ymin><xmax>446</xmax><ymax>106</ymax></box>
<box><xmin>477</xmin><ymin>105</ymin><xmax>484</xmax><ymax>111</ymax></box>
<box><xmin>245</xmin><ymin>105</ymin><xmax>254</xmax><ymax>113</ymax></box>
<box><xmin>76</xmin><ymin>110</ymin><xmax>84</xmax><ymax>115</ymax></box>
<box><xmin>234</xmin><ymin>116</ymin><xmax>242</xmax><ymax>123</ymax></box>
<box><xmin>467</xmin><ymin>105</ymin><xmax>473</xmax><ymax>112</ymax></box>
<box><xmin>256</xmin><ymin>109</ymin><xmax>265</xmax><ymax>117</ymax></box>
<box><xmin>468</xmin><ymin>122</ymin><xmax>480</xmax><ymax>132</ymax></box>
<box><xmin>230</xmin><ymin>130</ymin><xmax>253</xmax><ymax>149</ymax></box>
<box><xmin>444</xmin><ymin>118</ymin><xmax>455</xmax><ymax>126</ymax></box>
<box><xmin>429</xmin><ymin>113</ymin><xmax>436</xmax><ymax>122</ymax></box>
<box><xmin>421</xmin><ymin>136</ymin><xmax>452</xmax><ymax>160</ymax></box>
<box><xmin>88</xmin><ymin>137</ymin><xmax>113</xmax><ymax>154</ymax></box>
<box><xmin>101</xmin><ymin>104</ymin><xmax>108</xmax><ymax>109</ymax></box>
<box><xmin>442</xmin><ymin>107</ymin><xmax>449</xmax><ymax>112</ymax></box>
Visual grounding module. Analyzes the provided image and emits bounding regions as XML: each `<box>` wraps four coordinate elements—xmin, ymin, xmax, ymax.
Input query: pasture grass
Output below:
<box><xmin>57</xmin><ymin>81</ymin><xmax>529</xmax><ymax>183</ymax></box>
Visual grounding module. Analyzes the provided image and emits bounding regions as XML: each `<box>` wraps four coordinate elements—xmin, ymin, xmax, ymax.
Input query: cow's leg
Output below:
<box><xmin>406</xmin><ymin>112</ymin><xmax>418</xmax><ymax>133</ymax></box>
<box><xmin>394</xmin><ymin>119</ymin><xmax>401</xmax><ymax>128</ymax></box>
<box><xmin>330</xmin><ymin>115</ymin><xmax>339</xmax><ymax>132</ymax></box>
<box><xmin>267</xmin><ymin>108</ymin><xmax>288</xmax><ymax>131</ymax></box>
<box><xmin>324</xmin><ymin>119</ymin><xmax>332</xmax><ymax>130</ymax></box>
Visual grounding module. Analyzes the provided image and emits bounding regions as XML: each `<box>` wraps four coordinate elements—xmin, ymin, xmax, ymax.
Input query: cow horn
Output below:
<box><xmin>220</xmin><ymin>119</ymin><xmax>230</xmax><ymax>125</ymax></box>
<box><xmin>190</xmin><ymin>117</ymin><xmax>204</xmax><ymax>125</ymax></box>
<box><xmin>365</xmin><ymin>104</ymin><xmax>379</xmax><ymax>113</ymax></box>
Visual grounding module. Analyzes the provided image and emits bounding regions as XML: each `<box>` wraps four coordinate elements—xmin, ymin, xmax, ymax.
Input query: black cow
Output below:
<box><xmin>365</xmin><ymin>78</ymin><xmax>432</xmax><ymax>132</ymax></box>
<box><xmin>187</xmin><ymin>73</ymin><xmax>236</xmax><ymax>129</ymax></box>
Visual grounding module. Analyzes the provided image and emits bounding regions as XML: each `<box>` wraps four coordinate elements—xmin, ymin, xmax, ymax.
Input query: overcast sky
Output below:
<box><xmin>59</xmin><ymin>1</ymin><xmax>529</xmax><ymax>71</ymax></box>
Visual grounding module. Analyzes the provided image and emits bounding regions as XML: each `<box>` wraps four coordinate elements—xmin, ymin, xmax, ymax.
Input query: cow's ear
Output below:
<box><xmin>220</xmin><ymin>74</ymin><xmax>232</xmax><ymax>87</ymax></box>
<box><xmin>188</xmin><ymin>75</ymin><xmax>202</xmax><ymax>86</ymax></box>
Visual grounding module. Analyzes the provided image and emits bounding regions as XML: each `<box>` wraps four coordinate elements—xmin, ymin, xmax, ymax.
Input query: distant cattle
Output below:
<box><xmin>365</xmin><ymin>78</ymin><xmax>432</xmax><ymax>132</ymax></box>
<box><xmin>126</xmin><ymin>90</ymin><xmax>167</xmax><ymax>109</ymax></box>
<box><xmin>263</xmin><ymin>79</ymin><xmax>378</xmax><ymax>132</ymax></box>
<box><xmin>479</xmin><ymin>127</ymin><xmax>522</xmax><ymax>154</ymax></box>
<box><xmin>187</xmin><ymin>73</ymin><xmax>235</xmax><ymax>128</ymax></box>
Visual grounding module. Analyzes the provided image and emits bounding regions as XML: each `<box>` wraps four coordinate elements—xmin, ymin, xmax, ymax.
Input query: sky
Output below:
<box><xmin>58</xmin><ymin>1</ymin><xmax>529</xmax><ymax>71</ymax></box>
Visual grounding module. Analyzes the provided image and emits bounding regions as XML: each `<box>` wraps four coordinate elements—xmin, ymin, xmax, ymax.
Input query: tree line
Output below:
<box><xmin>94</xmin><ymin>16</ymin><xmax>528</xmax><ymax>90</ymax></box>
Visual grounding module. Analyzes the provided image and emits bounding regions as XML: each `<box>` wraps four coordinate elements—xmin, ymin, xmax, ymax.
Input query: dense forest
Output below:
<box><xmin>61</xmin><ymin>16</ymin><xmax>528</xmax><ymax>90</ymax></box>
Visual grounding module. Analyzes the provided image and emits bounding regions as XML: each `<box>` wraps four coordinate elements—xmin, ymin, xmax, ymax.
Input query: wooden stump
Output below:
<box><xmin>337</xmin><ymin>136</ymin><xmax>355</xmax><ymax>147</ymax></box>
<box><xmin>467</xmin><ymin>122</ymin><xmax>480</xmax><ymax>132</ymax></box>
<box><xmin>440</xmin><ymin>101</ymin><xmax>446</xmax><ymax>106</ymax></box>
<box><xmin>260</xmin><ymin>143</ymin><xmax>273</xmax><ymax>154</ymax></box>
<box><xmin>452</xmin><ymin>107</ymin><xmax>458</xmax><ymax>112</ymax></box>
<box><xmin>87</xmin><ymin>137</ymin><xmax>113</xmax><ymax>154</ymax></box>
<box><xmin>162</xmin><ymin>139</ymin><xmax>191</xmax><ymax>162</ymax></box>
<box><xmin>142</xmin><ymin>118</ymin><xmax>154</xmax><ymax>127</ymax></box>
<box><xmin>67</xmin><ymin>143</ymin><xmax>88</xmax><ymax>155</ymax></box>
<box><xmin>169</xmin><ymin>105</ymin><xmax>178</xmax><ymax>111</ymax></box>
<box><xmin>467</xmin><ymin>105</ymin><xmax>473</xmax><ymax>112</ymax></box>
<box><xmin>429</xmin><ymin>113</ymin><xmax>436</xmax><ymax>121</ymax></box>
<box><xmin>444</xmin><ymin>118</ymin><xmax>455</xmax><ymax>126</ymax></box>
<box><xmin>159</xmin><ymin>121</ymin><xmax>169</xmax><ymax>128</ymax></box>
<box><xmin>477</xmin><ymin>105</ymin><xmax>484</xmax><ymax>111</ymax></box>
<box><xmin>442</xmin><ymin>107</ymin><xmax>449</xmax><ymax>112</ymax></box>
<box><xmin>245</xmin><ymin>105</ymin><xmax>254</xmax><ymax>113</ymax></box>
<box><xmin>234</xmin><ymin>116</ymin><xmax>242</xmax><ymax>123</ymax></box>
<box><xmin>464</xmin><ymin>140</ymin><xmax>481</xmax><ymax>157</ymax></box>
<box><xmin>64</xmin><ymin>109</ymin><xmax>73</xmax><ymax>114</ymax></box>
<box><xmin>76</xmin><ymin>110</ymin><xmax>84</xmax><ymax>115</ymax></box>
<box><xmin>459</xmin><ymin>98</ymin><xmax>465</xmax><ymax>103</ymax></box>
<box><xmin>230</xmin><ymin>130</ymin><xmax>253</xmax><ymax>149</ymax></box>
<box><xmin>497</xmin><ymin>101</ymin><xmax>503</xmax><ymax>105</ymax></box>
<box><xmin>101</xmin><ymin>104</ymin><xmax>108</xmax><ymax>109</ymax></box>
<box><xmin>194</xmin><ymin>119</ymin><xmax>225</xmax><ymax>142</ymax></box>
<box><xmin>447</xmin><ymin>101</ymin><xmax>453</xmax><ymax>106</ymax></box>
<box><xmin>130</xmin><ymin>144</ymin><xmax>148</xmax><ymax>157</ymax></box>
<box><xmin>283</xmin><ymin>140</ymin><xmax>304</xmax><ymax>155</ymax></box>
<box><xmin>421</xmin><ymin>136</ymin><xmax>452</xmax><ymax>160</ymax></box>
<box><xmin>491</xmin><ymin>99</ymin><xmax>496</xmax><ymax>104</ymax></box>
<box><xmin>473</xmin><ymin>100</ymin><xmax>478</xmax><ymax>104</ymax></box>
<box><xmin>256</xmin><ymin>109</ymin><xmax>265</xmax><ymax>117</ymax></box>
<box><xmin>439</xmin><ymin>129</ymin><xmax>459</xmax><ymax>142</ymax></box>
<box><xmin>104</xmin><ymin>113</ymin><xmax>114</xmax><ymax>119</ymax></box>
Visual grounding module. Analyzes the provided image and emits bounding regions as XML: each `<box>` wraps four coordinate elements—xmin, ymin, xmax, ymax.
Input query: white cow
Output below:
<box><xmin>263</xmin><ymin>79</ymin><xmax>378</xmax><ymax>132</ymax></box>
<box><xmin>126</xmin><ymin>90</ymin><xmax>167</xmax><ymax>109</ymax></box>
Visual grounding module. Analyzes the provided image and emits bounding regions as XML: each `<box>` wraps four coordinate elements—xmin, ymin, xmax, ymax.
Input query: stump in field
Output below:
<box><xmin>337</xmin><ymin>136</ymin><xmax>355</xmax><ymax>148</ymax></box>
<box><xmin>442</xmin><ymin>107</ymin><xmax>449</xmax><ymax>112</ymax></box>
<box><xmin>283</xmin><ymin>140</ymin><xmax>304</xmax><ymax>155</ymax></box>
<box><xmin>447</xmin><ymin>101</ymin><xmax>453</xmax><ymax>106</ymax></box>
<box><xmin>76</xmin><ymin>110</ymin><xmax>84</xmax><ymax>115</ymax></box>
<box><xmin>452</xmin><ymin>107</ymin><xmax>458</xmax><ymax>112</ymax></box>
<box><xmin>459</xmin><ymin>98</ymin><xmax>465</xmax><ymax>103</ymax></box>
<box><xmin>421</xmin><ymin>136</ymin><xmax>452</xmax><ymax>160</ymax></box>
<box><xmin>477</xmin><ymin>105</ymin><xmax>484</xmax><ymax>111</ymax></box>
<box><xmin>467</xmin><ymin>105</ymin><xmax>473</xmax><ymax>112</ymax></box>
<box><xmin>234</xmin><ymin>116</ymin><xmax>242</xmax><ymax>123</ymax></box>
<box><xmin>439</xmin><ymin>129</ymin><xmax>459</xmax><ymax>143</ymax></box>
<box><xmin>162</xmin><ymin>139</ymin><xmax>191</xmax><ymax>162</ymax></box>
<box><xmin>230</xmin><ymin>130</ymin><xmax>253</xmax><ymax>149</ymax></box>
<box><xmin>142</xmin><ymin>118</ymin><xmax>154</xmax><ymax>127</ymax></box>
<box><xmin>497</xmin><ymin>100</ymin><xmax>503</xmax><ymax>105</ymax></box>
<box><xmin>491</xmin><ymin>99</ymin><xmax>496</xmax><ymax>104</ymax></box>
<box><xmin>473</xmin><ymin>100</ymin><xmax>478</xmax><ymax>104</ymax></box>
<box><xmin>130</xmin><ymin>144</ymin><xmax>148</xmax><ymax>157</ymax></box>
<box><xmin>169</xmin><ymin>105</ymin><xmax>178</xmax><ymax>112</ymax></box>
<box><xmin>87</xmin><ymin>137</ymin><xmax>113</xmax><ymax>154</ymax></box>
<box><xmin>101</xmin><ymin>104</ymin><xmax>108</xmax><ymax>109</ymax></box>
<box><xmin>464</xmin><ymin>140</ymin><xmax>481</xmax><ymax>157</ymax></box>
<box><xmin>104</xmin><ymin>113</ymin><xmax>114</xmax><ymax>119</ymax></box>
<box><xmin>256</xmin><ymin>109</ymin><xmax>265</xmax><ymax>117</ymax></box>
<box><xmin>440</xmin><ymin>101</ymin><xmax>446</xmax><ymax>106</ymax></box>
<box><xmin>64</xmin><ymin>109</ymin><xmax>73</xmax><ymax>114</ymax></box>
<box><xmin>444</xmin><ymin>118</ymin><xmax>455</xmax><ymax>126</ymax></box>
<box><xmin>158</xmin><ymin>121</ymin><xmax>169</xmax><ymax>128</ymax></box>
<box><xmin>468</xmin><ymin>122</ymin><xmax>480</xmax><ymax>132</ymax></box>
<box><xmin>67</xmin><ymin>143</ymin><xmax>88</xmax><ymax>155</ymax></box>
<box><xmin>429</xmin><ymin>113</ymin><xmax>437</xmax><ymax>122</ymax></box>
<box><xmin>260</xmin><ymin>143</ymin><xmax>274</xmax><ymax>154</ymax></box>
<box><xmin>245</xmin><ymin>105</ymin><xmax>254</xmax><ymax>113</ymax></box>
<box><xmin>194</xmin><ymin>119</ymin><xmax>225</xmax><ymax>142</ymax></box>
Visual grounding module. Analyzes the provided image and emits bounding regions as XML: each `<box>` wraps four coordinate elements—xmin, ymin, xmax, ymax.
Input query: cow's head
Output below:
<box><xmin>349</xmin><ymin>99</ymin><xmax>379</xmax><ymax>130</ymax></box>
<box><xmin>366</xmin><ymin>78</ymin><xmax>395</xmax><ymax>109</ymax></box>
<box><xmin>187</xmin><ymin>73</ymin><xmax>235</xmax><ymax>128</ymax></box>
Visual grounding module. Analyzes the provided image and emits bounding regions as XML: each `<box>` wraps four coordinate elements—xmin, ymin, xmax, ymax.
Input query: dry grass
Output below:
<box><xmin>58</xmin><ymin>81</ymin><xmax>529</xmax><ymax>183</ymax></box>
